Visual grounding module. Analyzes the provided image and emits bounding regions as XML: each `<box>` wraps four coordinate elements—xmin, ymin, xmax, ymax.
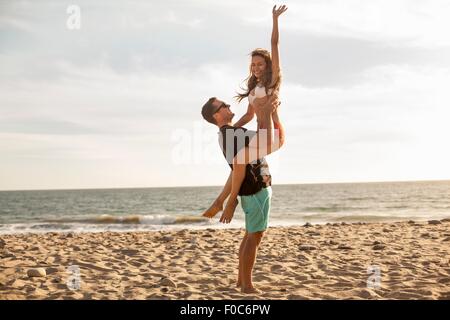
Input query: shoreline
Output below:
<box><xmin>2</xmin><ymin>216</ymin><xmax>450</xmax><ymax>236</ymax></box>
<box><xmin>1</xmin><ymin>219</ymin><xmax>450</xmax><ymax>299</ymax></box>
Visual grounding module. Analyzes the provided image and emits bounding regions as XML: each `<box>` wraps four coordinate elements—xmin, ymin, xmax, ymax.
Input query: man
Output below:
<box><xmin>201</xmin><ymin>96</ymin><xmax>285</xmax><ymax>293</ymax></box>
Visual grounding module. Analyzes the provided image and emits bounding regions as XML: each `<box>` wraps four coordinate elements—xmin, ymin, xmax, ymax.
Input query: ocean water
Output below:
<box><xmin>1</xmin><ymin>180</ymin><xmax>450</xmax><ymax>234</ymax></box>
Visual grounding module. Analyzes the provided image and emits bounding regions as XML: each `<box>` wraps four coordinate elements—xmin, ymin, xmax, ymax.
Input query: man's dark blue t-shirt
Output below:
<box><xmin>219</xmin><ymin>125</ymin><xmax>271</xmax><ymax>196</ymax></box>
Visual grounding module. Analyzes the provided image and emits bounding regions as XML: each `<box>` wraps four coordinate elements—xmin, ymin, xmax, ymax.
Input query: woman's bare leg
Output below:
<box><xmin>222</xmin><ymin>163</ymin><xmax>245</xmax><ymax>220</ymax></box>
<box><xmin>202</xmin><ymin>172</ymin><xmax>232</xmax><ymax>218</ymax></box>
<box><xmin>221</xmin><ymin>100</ymin><xmax>273</xmax><ymax>222</ymax></box>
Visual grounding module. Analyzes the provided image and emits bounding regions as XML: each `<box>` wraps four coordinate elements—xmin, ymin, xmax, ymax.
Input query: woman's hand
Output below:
<box><xmin>273</xmin><ymin>4</ymin><xmax>288</xmax><ymax>19</ymax></box>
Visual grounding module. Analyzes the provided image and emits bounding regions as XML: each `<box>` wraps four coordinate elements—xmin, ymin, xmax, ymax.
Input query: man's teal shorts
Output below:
<box><xmin>240</xmin><ymin>186</ymin><xmax>272</xmax><ymax>233</ymax></box>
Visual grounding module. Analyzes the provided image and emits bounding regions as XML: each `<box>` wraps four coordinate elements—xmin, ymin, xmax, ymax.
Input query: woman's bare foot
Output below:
<box><xmin>202</xmin><ymin>199</ymin><xmax>223</xmax><ymax>218</ymax></box>
<box><xmin>241</xmin><ymin>286</ymin><xmax>262</xmax><ymax>294</ymax></box>
<box><xmin>225</xmin><ymin>198</ymin><xmax>238</xmax><ymax>214</ymax></box>
<box><xmin>220</xmin><ymin>198</ymin><xmax>239</xmax><ymax>223</ymax></box>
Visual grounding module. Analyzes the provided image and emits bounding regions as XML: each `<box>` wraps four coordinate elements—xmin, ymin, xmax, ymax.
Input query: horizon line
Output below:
<box><xmin>1</xmin><ymin>178</ymin><xmax>450</xmax><ymax>192</ymax></box>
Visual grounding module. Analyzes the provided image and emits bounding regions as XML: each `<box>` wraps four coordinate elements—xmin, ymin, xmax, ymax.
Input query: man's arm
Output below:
<box><xmin>233</xmin><ymin>104</ymin><xmax>255</xmax><ymax>128</ymax></box>
<box><xmin>273</xmin><ymin>112</ymin><xmax>285</xmax><ymax>149</ymax></box>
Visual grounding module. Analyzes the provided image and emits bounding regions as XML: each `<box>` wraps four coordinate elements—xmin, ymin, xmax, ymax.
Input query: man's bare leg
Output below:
<box><xmin>237</xmin><ymin>231</ymin><xmax>248</xmax><ymax>287</ymax></box>
<box><xmin>241</xmin><ymin>231</ymin><xmax>264</xmax><ymax>293</ymax></box>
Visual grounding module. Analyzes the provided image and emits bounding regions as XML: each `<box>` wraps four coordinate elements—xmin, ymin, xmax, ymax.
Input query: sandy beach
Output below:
<box><xmin>1</xmin><ymin>219</ymin><xmax>450</xmax><ymax>300</ymax></box>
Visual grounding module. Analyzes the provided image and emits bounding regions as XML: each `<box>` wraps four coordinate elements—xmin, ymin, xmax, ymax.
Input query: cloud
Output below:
<box><xmin>2</xmin><ymin>0</ymin><xmax>448</xmax><ymax>89</ymax></box>
<box><xmin>284</xmin><ymin>65</ymin><xmax>450</xmax><ymax>183</ymax></box>
<box><xmin>248</xmin><ymin>0</ymin><xmax>450</xmax><ymax>48</ymax></box>
<box><xmin>282</xmin><ymin>33</ymin><xmax>450</xmax><ymax>88</ymax></box>
<box><xmin>0</xmin><ymin>118</ymin><xmax>100</xmax><ymax>135</ymax></box>
<box><xmin>1</xmin><ymin>0</ymin><xmax>450</xmax><ymax>189</ymax></box>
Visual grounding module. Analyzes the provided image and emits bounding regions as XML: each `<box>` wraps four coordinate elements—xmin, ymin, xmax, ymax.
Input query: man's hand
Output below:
<box><xmin>219</xmin><ymin>199</ymin><xmax>238</xmax><ymax>224</ymax></box>
<box><xmin>261</xmin><ymin>94</ymin><xmax>280</xmax><ymax>113</ymax></box>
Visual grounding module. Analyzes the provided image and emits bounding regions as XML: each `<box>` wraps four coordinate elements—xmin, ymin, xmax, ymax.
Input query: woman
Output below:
<box><xmin>203</xmin><ymin>5</ymin><xmax>287</xmax><ymax>220</ymax></box>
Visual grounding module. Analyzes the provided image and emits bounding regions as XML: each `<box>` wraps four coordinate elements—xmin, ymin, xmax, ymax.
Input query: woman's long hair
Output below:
<box><xmin>235</xmin><ymin>48</ymin><xmax>281</xmax><ymax>103</ymax></box>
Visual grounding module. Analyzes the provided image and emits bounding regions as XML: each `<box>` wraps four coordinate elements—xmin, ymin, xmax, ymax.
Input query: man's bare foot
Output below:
<box><xmin>241</xmin><ymin>286</ymin><xmax>262</xmax><ymax>294</ymax></box>
<box><xmin>202</xmin><ymin>200</ymin><xmax>223</xmax><ymax>218</ymax></box>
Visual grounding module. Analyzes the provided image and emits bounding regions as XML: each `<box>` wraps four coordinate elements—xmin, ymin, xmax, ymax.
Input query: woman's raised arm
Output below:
<box><xmin>270</xmin><ymin>5</ymin><xmax>288</xmax><ymax>88</ymax></box>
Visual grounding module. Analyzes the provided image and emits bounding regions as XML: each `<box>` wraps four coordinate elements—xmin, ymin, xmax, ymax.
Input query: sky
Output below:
<box><xmin>1</xmin><ymin>0</ymin><xmax>450</xmax><ymax>190</ymax></box>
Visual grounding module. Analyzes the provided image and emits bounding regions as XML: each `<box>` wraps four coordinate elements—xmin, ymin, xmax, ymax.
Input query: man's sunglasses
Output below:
<box><xmin>214</xmin><ymin>103</ymin><xmax>230</xmax><ymax>114</ymax></box>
